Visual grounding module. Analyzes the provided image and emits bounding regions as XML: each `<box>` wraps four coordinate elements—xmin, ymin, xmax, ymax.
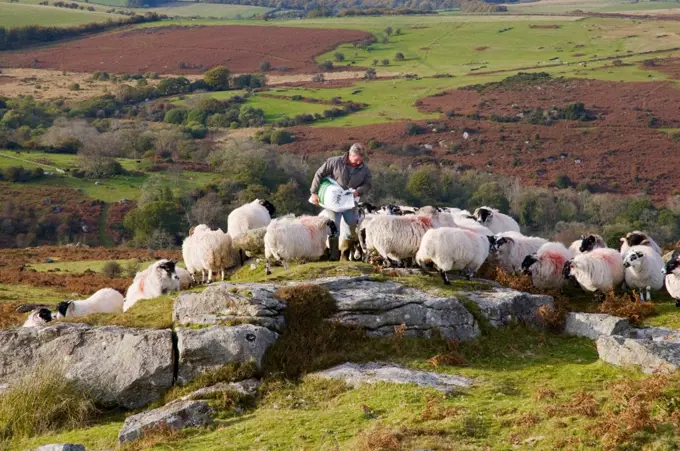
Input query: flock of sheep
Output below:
<box><xmin>20</xmin><ymin>198</ymin><xmax>680</xmax><ymax>328</ymax></box>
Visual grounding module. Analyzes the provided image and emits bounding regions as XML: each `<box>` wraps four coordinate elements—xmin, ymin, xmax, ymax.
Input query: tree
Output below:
<box><xmin>164</xmin><ymin>108</ymin><xmax>187</xmax><ymax>124</ymax></box>
<box><xmin>372</xmin><ymin>59</ymin><xmax>378</xmax><ymax>66</ymax></box>
<box><xmin>156</xmin><ymin>77</ymin><xmax>190</xmax><ymax>96</ymax></box>
<box><xmin>203</xmin><ymin>66</ymin><xmax>230</xmax><ymax>91</ymax></box>
<box><xmin>123</xmin><ymin>201</ymin><xmax>183</xmax><ymax>246</ymax></box>
<box><xmin>190</xmin><ymin>192</ymin><xmax>226</xmax><ymax>229</ymax></box>
<box><xmin>334</xmin><ymin>52</ymin><xmax>345</xmax><ymax>62</ymax></box>
<box><xmin>470</xmin><ymin>182</ymin><xmax>510</xmax><ymax>213</ymax></box>
<box><xmin>385</xmin><ymin>26</ymin><xmax>393</xmax><ymax>36</ymax></box>
<box><xmin>312</xmin><ymin>73</ymin><xmax>325</xmax><ymax>83</ymax></box>
<box><xmin>318</xmin><ymin>61</ymin><xmax>334</xmax><ymax>71</ymax></box>
<box><xmin>382</xmin><ymin>59</ymin><xmax>390</xmax><ymax>66</ymax></box>
<box><xmin>395</xmin><ymin>52</ymin><xmax>405</xmax><ymax>61</ymax></box>
<box><xmin>259</xmin><ymin>60</ymin><xmax>272</xmax><ymax>72</ymax></box>
<box><xmin>406</xmin><ymin>167</ymin><xmax>439</xmax><ymax>205</ymax></box>
<box><xmin>102</xmin><ymin>261</ymin><xmax>122</xmax><ymax>278</ymax></box>
<box><xmin>364</xmin><ymin>68</ymin><xmax>377</xmax><ymax>80</ymax></box>
<box><xmin>272</xmin><ymin>181</ymin><xmax>303</xmax><ymax>215</ymax></box>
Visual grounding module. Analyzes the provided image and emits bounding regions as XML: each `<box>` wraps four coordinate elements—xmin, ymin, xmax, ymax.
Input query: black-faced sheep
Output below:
<box><xmin>620</xmin><ymin>231</ymin><xmax>662</xmax><ymax>257</ymax></box>
<box><xmin>22</xmin><ymin>308</ymin><xmax>53</xmax><ymax>327</ymax></box>
<box><xmin>521</xmin><ymin>242</ymin><xmax>571</xmax><ymax>290</ymax></box>
<box><xmin>491</xmin><ymin>231</ymin><xmax>548</xmax><ymax>274</ymax></box>
<box><xmin>473</xmin><ymin>206</ymin><xmax>520</xmax><ymax>234</ymax></box>
<box><xmin>264</xmin><ymin>216</ymin><xmax>338</xmax><ymax>275</ymax></box>
<box><xmin>57</xmin><ymin>288</ymin><xmax>125</xmax><ymax>318</ymax></box>
<box><xmin>416</xmin><ymin>227</ymin><xmax>490</xmax><ymax>284</ymax></box>
<box><xmin>124</xmin><ymin>260</ymin><xmax>179</xmax><ymax>312</ymax></box>
<box><xmin>664</xmin><ymin>251</ymin><xmax>680</xmax><ymax>307</ymax></box>
<box><xmin>562</xmin><ymin>248</ymin><xmax>624</xmax><ymax>296</ymax></box>
<box><xmin>623</xmin><ymin>245</ymin><xmax>664</xmax><ymax>301</ymax></box>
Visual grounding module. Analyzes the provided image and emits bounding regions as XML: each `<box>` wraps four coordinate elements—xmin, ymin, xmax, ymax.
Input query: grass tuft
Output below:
<box><xmin>598</xmin><ymin>290</ymin><xmax>655</xmax><ymax>325</ymax></box>
<box><xmin>163</xmin><ymin>361</ymin><xmax>259</xmax><ymax>404</ymax></box>
<box><xmin>356</xmin><ymin>423</ymin><xmax>403</xmax><ymax>451</ymax></box>
<box><xmin>0</xmin><ymin>365</ymin><xmax>98</xmax><ymax>441</ymax></box>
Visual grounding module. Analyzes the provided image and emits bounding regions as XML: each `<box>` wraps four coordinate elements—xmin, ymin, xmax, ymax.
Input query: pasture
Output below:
<box><xmin>0</xmin><ymin>1</ymin><xmax>113</xmax><ymax>27</ymax></box>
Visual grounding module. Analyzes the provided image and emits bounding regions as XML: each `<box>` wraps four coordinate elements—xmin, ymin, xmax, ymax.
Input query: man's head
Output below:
<box><xmin>348</xmin><ymin>143</ymin><xmax>364</xmax><ymax>167</ymax></box>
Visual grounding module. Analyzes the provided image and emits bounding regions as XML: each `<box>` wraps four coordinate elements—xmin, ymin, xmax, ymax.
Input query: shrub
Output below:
<box><xmin>270</xmin><ymin>129</ymin><xmax>294</xmax><ymax>145</ymax></box>
<box><xmin>203</xmin><ymin>66</ymin><xmax>230</xmax><ymax>91</ymax></box>
<box><xmin>555</xmin><ymin>174</ymin><xmax>572</xmax><ymax>189</ymax></box>
<box><xmin>385</xmin><ymin>26</ymin><xmax>393</xmax><ymax>35</ymax></box>
<box><xmin>163</xmin><ymin>108</ymin><xmax>186</xmax><ymax>124</ymax></box>
<box><xmin>259</xmin><ymin>60</ymin><xmax>272</xmax><ymax>72</ymax></box>
<box><xmin>405</xmin><ymin>122</ymin><xmax>425</xmax><ymax>136</ymax></box>
<box><xmin>312</xmin><ymin>73</ymin><xmax>325</xmax><ymax>83</ymax></box>
<box><xmin>0</xmin><ymin>365</ymin><xmax>97</xmax><ymax>440</ymax></box>
<box><xmin>102</xmin><ymin>260</ymin><xmax>123</xmax><ymax>278</ymax></box>
<box><xmin>123</xmin><ymin>259</ymin><xmax>141</xmax><ymax>278</ymax></box>
<box><xmin>334</xmin><ymin>52</ymin><xmax>345</xmax><ymax>62</ymax></box>
<box><xmin>364</xmin><ymin>68</ymin><xmax>377</xmax><ymax>80</ymax></box>
<box><xmin>68</xmin><ymin>83</ymin><xmax>80</xmax><ymax>91</ymax></box>
<box><xmin>395</xmin><ymin>52</ymin><xmax>405</xmax><ymax>61</ymax></box>
<box><xmin>317</xmin><ymin>60</ymin><xmax>334</xmax><ymax>71</ymax></box>
<box><xmin>381</xmin><ymin>59</ymin><xmax>390</xmax><ymax>66</ymax></box>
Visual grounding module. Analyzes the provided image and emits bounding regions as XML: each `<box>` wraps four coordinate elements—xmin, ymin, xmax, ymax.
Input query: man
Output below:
<box><xmin>310</xmin><ymin>143</ymin><xmax>372</xmax><ymax>257</ymax></box>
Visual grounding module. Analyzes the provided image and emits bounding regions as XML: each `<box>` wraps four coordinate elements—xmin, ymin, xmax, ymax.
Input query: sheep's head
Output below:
<box><xmin>521</xmin><ymin>254</ymin><xmax>538</xmax><ymax>275</ymax></box>
<box><xmin>623</xmin><ymin>231</ymin><xmax>649</xmax><ymax>247</ymax></box>
<box><xmin>562</xmin><ymin>260</ymin><xmax>574</xmax><ymax>279</ymax></box>
<box><xmin>325</xmin><ymin>219</ymin><xmax>338</xmax><ymax>238</ymax></box>
<box><xmin>56</xmin><ymin>301</ymin><xmax>73</xmax><ymax>319</ymax></box>
<box><xmin>623</xmin><ymin>250</ymin><xmax>645</xmax><ymax>269</ymax></box>
<box><xmin>492</xmin><ymin>236</ymin><xmax>514</xmax><ymax>254</ymax></box>
<box><xmin>157</xmin><ymin>260</ymin><xmax>180</xmax><ymax>292</ymax></box>
<box><xmin>258</xmin><ymin>199</ymin><xmax>276</xmax><ymax>217</ymax></box>
<box><xmin>664</xmin><ymin>253</ymin><xmax>680</xmax><ymax>275</ymax></box>
<box><xmin>487</xmin><ymin>235</ymin><xmax>497</xmax><ymax>252</ymax></box>
<box><xmin>475</xmin><ymin>207</ymin><xmax>493</xmax><ymax>225</ymax></box>
<box><xmin>357</xmin><ymin>202</ymin><xmax>377</xmax><ymax>215</ymax></box>
<box><xmin>579</xmin><ymin>234</ymin><xmax>604</xmax><ymax>253</ymax></box>
<box><xmin>36</xmin><ymin>308</ymin><xmax>53</xmax><ymax>323</ymax></box>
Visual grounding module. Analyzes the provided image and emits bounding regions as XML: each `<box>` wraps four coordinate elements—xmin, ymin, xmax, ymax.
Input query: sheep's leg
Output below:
<box><xmin>283</xmin><ymin>260</ymin><xmax>289</xmax><ymax>271</ymax></box>
<box><xmin>594</xmin><ymin>291</ymin><xmax>605</xmax><ymax>303</ymax></box>
<box><xmin>201</xmin><ymin>270</ymin><xmax>206</xmax><ymax>284</ymax></box>
<box><xmin>466</xmin><ymin>270</ymin><xmax>475</xmax><ymax>281</ymax></box>
<box><xmin>440</xmin><ymin>270</ymin><xmax>451</xmax><ymax>285</ymax></box>
<box><xmin>676</xmin><ymin>298</ymin><xmax>680</xmax><ymax>308</ymax></box>
<box><xmin>221</xmin><ymin>269</ymin><xmax>225</xmax><ymax>281</ymax></box>
<box><xmin>645</xmin><ymin>286</ymin><xmax>652</xmax><ymax>302</ymax></box>
<box><xmin>265</xmin><ymin>258</ymin><xmax>272</xmax><ymax>275</ymax></box>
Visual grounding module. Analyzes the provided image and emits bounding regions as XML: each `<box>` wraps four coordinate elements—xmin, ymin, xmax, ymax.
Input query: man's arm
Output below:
<box><xmin>355</xmin><ymin>167</ymin><xmax>372</xmax><ymax>196</ymax></box>
<box><xmin>310</xmin><ymin>159</ymin><xmax>332</xmax><ymax>194</ymax></box>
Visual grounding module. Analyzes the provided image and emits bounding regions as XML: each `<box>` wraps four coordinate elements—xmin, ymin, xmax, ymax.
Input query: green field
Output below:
<box><xmin>138</xmin><ymin>1</ymin><xmax>271</xmax><ymax>18</ymax></box>
<box><xmin>507</xmin><ymin>0</ymin><xmax>680</xmax><ymax>14</ymax></box>
<box><xmin>0</xmin><ymin>1</ymin><xmax>114</xmax><ymax>27</ymax></box>
<box><xmin>0</xmin><ymin>151</ymin><xmax>219</xmax><ymax>202</ymax></box>
<box><xmin>245</xmin><ymin>95</ymin><xmax>332</xmax><ymax>123</ymax></box>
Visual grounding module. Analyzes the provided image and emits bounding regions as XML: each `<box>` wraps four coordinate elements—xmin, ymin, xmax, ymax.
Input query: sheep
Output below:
<box><xmin>182</xmin><ymin>225</ymin><xmax>210</xmax><ymax>284</ymax></box>
<box><xmin>231</xmin><ymin>227</ymin><xmax>267</xmax><ymax>258</ymax></box>
<box><xmin>22</xmin><ymin>308</ymin><xmax>53</xmax><ymax>327</ymax></box>
<box><xmin>176</xmin><ymin>266</ymin><xmax>193</xmax><ymax>290</ymax></box>
<box><xmin>569</xmin><ymin>239</ymin><xmax>584</xmax><ymax>258</ymax></box>
<box><xmin>57</xmin><ymin>288</ymin><xmax>125</xmax><ymax>318</ymax></box>
<box><xmin>491</xmin><ymin>231</ymin><xmax>548</xmax><ymax>274</ymax></box>
<box><xmin>620</xmin><ymin>231</ymin><xmax>662</xmax><ymax>257</ymax></box>
<box><xmin>452</xmin><ymin>210</ymin><xmax>493</xmax><ymax>235</ymax></box>
<box><xmin>363</xmin><ymin>206</ymin><xmax>440</xmax><ymax>267</ymax></box>
<box><xmin>416</xmin><ymin>227</ymin><xmax>490</xmax><ymax>284</ymax></box>
<box><xmin>227</xmin><ymin>199</ymin><xmax>276</xmax><ymax>237</ymax></box>
<box><xmin>265</xmin><ymin>215</ymin><xmax>338</xmax><ymax>275</ymax></box>
<box><xmin>196</xmin><ymin>227</ymin><xmax>237</xmax><ymax>284</ymax></box>
<box><xmin>474</xmin><ymin>206</ymin><xmax>520</xmax><ymax>234</ymax></box>
<box><xmin>124</xmin><ymin>260</ymin><xmax>180</xmax><ymax>312</ymax></box>
<box><xmin>562</xmin><ymin>248</ymin><xmax>624</xmax><ymax>297</ymax></box>
<box><xmin>577</xmin><ymin>234</ymin><xmax>606</xmax><ymax>254</ymax></box>
<box><xmin>521</xmin><ymin>242</ymin><xmax>571</xmax><ymax>290</ymax></box>
<box><xmin>663</xmin><ymin>251</ymin><xmax>680</xmax><ymax>307</ymax></box>
<box><xmin>623</xmin><ymin>245</ymin><xmax>664</xmax><ymax>301</ymax></box>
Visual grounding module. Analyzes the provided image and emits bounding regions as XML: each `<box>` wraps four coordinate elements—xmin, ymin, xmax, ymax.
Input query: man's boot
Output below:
<box><xmin>328</xmin><ymin>235</ymin><xmax>340</xmax><ymax>261</ymax></box>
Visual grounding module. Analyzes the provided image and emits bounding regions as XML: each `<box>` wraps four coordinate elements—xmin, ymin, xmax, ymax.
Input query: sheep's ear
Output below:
<box><xmin>620</xmin><ymin>237</ymin><xmax>626</xmax><ymax>243</ymax></box>
<box><xmin>640</xmin><ymin>239</ymin><xmax>651</xmax><ymax>246</ymax></box>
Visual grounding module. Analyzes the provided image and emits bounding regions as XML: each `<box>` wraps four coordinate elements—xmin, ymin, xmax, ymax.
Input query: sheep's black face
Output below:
<box><xmin>665</xmin><ymin>258</ymin><xmax>680</xmax><ymax>275</ymax></box>
<box><xmin>626</xmin><ymin>232</ymin><xmax>646</xmax><ymax>247</ymax></box>
<box><xmin>357</xmin><ymin>202</ymin><xmax>377</xmax><ymax>215</ymax></box>
<box><xmin>624</xmin><ymin>251</ymin><xmax>644</xmax><ymax>269</ymax></box>
<box><xmin>259</xmin><ymin>199</ymin><xmax>276</xmax><ymax>217</ymax></box>
<box><xmin>326</xmin><ymin>220</ymin><xmax>338</xmax><ymax>237</ymax></box>
<box><xmin>477</xmin><ymin>208</ymin><xmax>492</xmax><ymax>224</ymax></box>
<box><xmin>562</xmin><ymin>261</ymin><xmax>573</xmax><ymax>279</ymax></box>
<box><xmin>384</xmin><ymin>204</ymin><xmax>401</xmax><ymax>215</ymax></box>
<box><xmin>159</xmin><ymin>260</ymin><xmax>176</xmax><ymax>275</ymax></box>
<box><xmin>56</xmin><ymin>301</ymin><xmax>71</xmax><ymax>318</ymax></box>
<box><xmin>38</xmin><ymin>308</ymin><xmax>53</xmax><ymax>323</ymax></box>
<box><xmin>487</xmin><ymin>236</ymin><xmax>497</xmax><ymax>252</ymax></box>
<box><xmin>492</xmin><ymin>237</ymin><xmax>510</xmax><ymax>253</ymax></box>
<box><xmin>579</xmin><ymin>235</ymin><xmax>598</xmax><ymax>253</ymax></box>
<box><xmin>521</xmin><ymin>255</ymin><xmax>538</xmax><ymax>275</ymax></box>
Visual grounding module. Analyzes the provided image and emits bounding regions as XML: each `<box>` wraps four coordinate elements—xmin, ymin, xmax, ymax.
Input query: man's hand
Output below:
<box><xmin>310</xmin><ymin>194</ymin><xmax>320</xmax><ymax>205</ymax></box>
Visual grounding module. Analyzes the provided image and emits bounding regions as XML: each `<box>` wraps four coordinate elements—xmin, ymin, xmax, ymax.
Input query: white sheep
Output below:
<box><xmin>57</xmin><ymin>288</ymin><xmax>125</xmax><ymax>318</ymax></box>
<box><xmin>196</xmin><ymin>227</ymin><xmax>236</xmax><ymax>284</ymax></box>
<box><xmin>664</xmin><ymin>251</ymin><xmax>680</xmax><ymax>307</ymax></box>
<box><xmin>182</xmin><ymin>225</ymin><xmax>210</xmax><ymax>284</ymax></box>
<box><xmin>521</xmin><ymin>242</ymin><xmax>571</xmax><ymax>290</ymax></box>
<box><xmin>124</xmin><ymin>260</ymin><xmax>180</xmax><ymax>312</ymax></box>
<box><xmin>569</xmin><ymin>239</ymin><xmax>584</xmax><ymax>258</ymax></box>
<box><xmin>22</xmin><ymin>308</ymin><xmax>53</xmax><ymax>327</ymax></box>
<box><xmin>491</xmin><ymin>231</ymin><xmax>548</xmax><ymax>274</ymax></box>
<box><xmin>620</xmin><ymin>231</ymin><xmax>662</xmax><ymax>257</ymax></box>
<box><xmin>416</xmin><ymin>227</ymin><xmax>490</xmax><ymax>284</ymax></box>
<box><xmin>576</xmin><ymin>234</ymin><xmax>606</xmax><ymax>254</ymax></box>
<box><xmin>452</xmin><ymin>210</ymin><xmax>493</xmax><ymax>235</ymax></box>
<box><xmin>563</xmin><ymin>248</ymin><xmax>624</xmax><ymax>295</ymax></box>
<box><xmin>363</xmin><ymin>206</ymin><xmax>440</xmax><ymax>267</ymax></box>
<box><xmin>474</xmin><ymin>206</ymin><xmax>520</xmax><ymax>234</ymax></box>
<box><xmin>265</xmin><ymin>215</ymin><xmax>338</xmax><ymax>275</ymax></box>
<box><xmin>623</xmin><ymin>245</ymin><xmax>664</xmax><ymax>301</ymax></box>
<box><xmin>228</xmin><ymin>199</ymin><xmax>276</xmax><ymax>237</ymax></box>
<box><xmin>231</xmin><ymin>227</ymin><xmax>267</xmax><ymax>258</ymax></box>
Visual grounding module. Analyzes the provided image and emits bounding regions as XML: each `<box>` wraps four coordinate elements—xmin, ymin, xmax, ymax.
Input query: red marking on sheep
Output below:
<box><xmin>412</xmin><ymin>216</ymin><xmax>434</xmax><ymax>229</ymax></box>
<box><xmin>543</xmin><ymin>251</ymin><xmax>568</xmax><ymax>274</ymax></box>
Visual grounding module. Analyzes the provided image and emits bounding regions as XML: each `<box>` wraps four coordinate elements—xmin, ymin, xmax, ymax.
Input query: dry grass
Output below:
<box><xmin>0</xmin><ymin>365</ymin><xmax>97</xmax><ymax>440</ymax></box>
<box><xmin>121</xmin><ymin>424</ymin><xmax>182</xmax><ymax>451</ymax></box>
<box><xmin>598</xmin><ymin>290</ymin><xmax>655</xmax><ymax>324</ymax></box>
<box><xmin>427</xmin><ymin>340</ymin><xmax>466</xmax><ymax>367</ymax></box>
<box><xmin>533</xmin><ymin>387</ymin><xmax>557</xmax><ymax>401</ymax></box>
<box><xmin>417</xmin><ymin>396</ymin><xmax>462</xmax><ymax>422</ymax></box>
<box><xmin>547</xmin><ymin>390</ymin><xmax>600</xmax><ymax>418</ymax></box>
<box><xmin>356</xmin><ymin>424</ymin><xmax>404</xmax><ymax>451</ymax></box>
<box><xmin>0</xmin><ymin>302</ymin><xmax>24</xmax><ymax>329</ymax></box>
<box><xmin>164</xmin><ymin>361</ymin><xmax>259</xmax><ymax>404</ymax></box>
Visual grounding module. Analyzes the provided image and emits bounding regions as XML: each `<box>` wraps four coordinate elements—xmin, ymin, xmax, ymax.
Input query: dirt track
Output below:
<box><xmin>285</xmin><ymin>77</ymin><xmax>680</xmax><ymax>201</ymax></box>
<box><xmin>0</xmin><ymin>25</ymin><xmax>372</xmax><ymax>75</ymax></box>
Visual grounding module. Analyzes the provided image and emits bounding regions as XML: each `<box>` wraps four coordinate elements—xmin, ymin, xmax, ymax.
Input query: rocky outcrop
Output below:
<box><xmin>175</xmin><ymin>325</ymin><xmax>278</xmax><ymax>385</ymax></box>
<box><xmin>311</xmin><ymin>362</ymin><xmax>473</xmax><ymax>392</ymax></box>
<box><xmin>596</xmin><ymin>335</ymin><xmax>680</xmax><ymax>374</ymax></box>
<box><xmin>565</xmin><ymin>313</ymin><xmax>630</xmax><ymax>339</ymax></box>
<box><xmin>118</xmin><ymin>400</ymin><xmax>213</xmax><ymax>443</ymax></box>
<box><xmin>464</xmin><ymin>289</ymin><xmax>554</xmax><ymax>328</ymax></box>
<box><xmin>173</xmin><ymin>283</ymin><xmax>285</xmax><ymax>331</ymax></box>
<box><xmin>180</xmin><ymin>379</ymin><xmax>260</xmax><ymax>401</ymax></box>
<box><xmin>34</xmin><ymin>445</ymin><xmax>85</xmax><ymax>451</ymax></box>
<box><xmin>0</xmin><ymin>324</ymin><xmax>173</xmax><ymax>409</ymax></box>
<box><xmin>311</xmin><ymin>277</ymin><xmax>481</xmax><ymax>341</ymax></box>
